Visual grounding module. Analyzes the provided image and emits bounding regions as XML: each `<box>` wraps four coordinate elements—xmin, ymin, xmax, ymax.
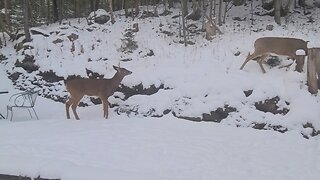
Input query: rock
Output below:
<box><xmin>243</xmin><ymin>90</ymin><xmax>253</xmax><ymax>97</ymax></box>
<box><xmin>38</xmin><ymin>71</ymin><xmax>64</xmax><ymax>83</ymax></box>
<box><xmin>88</xmin><ymin>9</ymin><xmax>110</xmax><ymax>25</ymax></box>
<box><xmin>132</xmin><ymin>23</ymin><xmax>139</xmax><ymax>32</ymax></box>
<box><xmin>15</xmin><ymin>55</ymin><xmax>39</xmax><ymax>73</ymax></box>
<box><xmin>303</xmin><ymin>123</ymin><xmax>320</xmax><ymax>137</ymax></box>
<box><xmin>94</xmin><ymin>15</ymin><xmax>110</xmax><ymax>24</ymax></box>
<box><xmin>254</xmin><ymin>96</ymin><xmax>290</xmax><ymax>115</ymax></box>
<box><xmin>266</xmin><ymin>24</ymin><xmax>274</xmax><ymax>31</ymax></box>
<box><xmin>202</xmin><ymin>106</ymin><xmax>237</xmax><ymax>122</ymax></box>
<box><xmin>8</xmin><ymin>72</ymin><xmax>22</xmax><ymax>81</ymax></box>
<box><xmin>30</xmin><ymin>28</ymin><xmax>50</xmax><ymax>37</ymax></box>
<box><xmin>172</xmin><ymin>111</ymin><xmax>202</xmax><ymax>122</ymax></box>
<box><xmin>147</xmin><ymin>49</ymin><xmax>154</xmax><ymax>56</ymax></box>
<box><xmin>52</xmin><ymin>38</ymin><xmax>63</xmax><ymax>44</ymax></box>
<box><xmin>117</xmin><ymin>83</ymin><xmax>169</xmax><ymax>100</ymax></box>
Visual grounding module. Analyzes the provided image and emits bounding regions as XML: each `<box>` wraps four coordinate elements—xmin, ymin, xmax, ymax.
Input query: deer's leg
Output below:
<box><xmin>258</xmin><ymin>61</ymin><xmax>267</xmax><ymax>73</ymax></box>
<box><xmin>257</xmin><ymin>54</ymin><xmax>269</xmax><ymax>73</ymax></box>
<box><xmin>71</xmin><ymin>96</ymin><xmax>83</xmax><ymax>120</ymax></box>
<box><xmin>65</xmin><ymin>99</ymin><xmax>72</xmax><ymax>119</ymax></box>
<box><xmin>102</xmin><ymin>98</ymin><xmax>109</xmax><ymax>119</ymax></box>
<box><xmin>240</xmin><ymin>53</ymin><xmax>256</xmax><ymax>70</ymax></box>
<box><xmin>240</xmin><ymin>58</ymin><xmax>252</xmax><ymax>70</ymax></box>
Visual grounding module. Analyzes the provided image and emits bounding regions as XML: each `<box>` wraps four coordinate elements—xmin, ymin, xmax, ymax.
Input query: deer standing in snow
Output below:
<box><xmin>65</xmin><ymin>65</ymin><xmax>132</xmax><ymax>120</ymax></box>
<box><xmin>240</xmin><ymin>37</ymin><xmax>308</xmax><ymax>73</ymax></box>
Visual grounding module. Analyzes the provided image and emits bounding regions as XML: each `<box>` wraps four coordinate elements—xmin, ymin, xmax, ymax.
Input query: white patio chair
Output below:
<box><xmin>6</xmin><ymin>89</ymin><xmax>40</xmax><ymax>121</ymax></box>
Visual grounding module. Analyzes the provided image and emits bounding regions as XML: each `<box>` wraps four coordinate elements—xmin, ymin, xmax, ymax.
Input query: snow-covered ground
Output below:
<box><xmin>1</xmin><ymin>3</ymin><xmax>320</xmax><ymax>179</ymax></box>
<box><xmin>0</xmin><ymin>68</ymin><xmax>319</xmax><ymax>179</ymax></box>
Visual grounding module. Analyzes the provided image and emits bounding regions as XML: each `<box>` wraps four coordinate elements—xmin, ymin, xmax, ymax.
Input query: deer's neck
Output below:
<box><xmin>109</xmin><ymin>72</ymin><xmax>125</xmax><ymax>93</ymax></box>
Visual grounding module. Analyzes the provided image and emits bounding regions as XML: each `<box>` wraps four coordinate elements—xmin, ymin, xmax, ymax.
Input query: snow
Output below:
<box><xmin>0</xmin><ymin>104</ymin><xmax>319</xmax><ymax>180</ymax></box>
<box><xmin>296</xmin><ymin>49</ymin><xmax>306</xmax><ymax>56</ymax></box>
<box><xmin>1</xmin><ymin>3</ymin><xmax>320</xmax><ymax>180</ymax></box>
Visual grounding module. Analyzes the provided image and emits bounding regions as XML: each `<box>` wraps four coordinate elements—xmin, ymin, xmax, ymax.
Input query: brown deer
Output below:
<box><xmin>65</xmin><ymin>65</ymin><xmax>132</xmax><ymax>120</ymax></box>
<box><xmin>240</xmin><ymin>37</ymin><xmax>308</xmax><ymax>73</ymax></box>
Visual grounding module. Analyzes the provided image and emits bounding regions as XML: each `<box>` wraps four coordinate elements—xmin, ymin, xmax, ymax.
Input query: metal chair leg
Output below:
<box><xmin>6</xmin><ymin>106</ymin><xmax>13</xmax><ymax>121</ymax></box>
<box><xmin>32</xmin><ymin>108</ymin><xmax>39</xmax><ymax>120</ymax></box>
<box><xmin>6</xmin><ymin>108</ymin><xmax>13</xmax><ymax>121</ymax></box>
<box><xmin>27</xmin><ymin>109</ymin><xmax>33</xmax><ymax>119</ymax></box>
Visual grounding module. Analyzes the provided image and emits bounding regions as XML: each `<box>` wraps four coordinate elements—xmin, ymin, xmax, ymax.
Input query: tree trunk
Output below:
<box><xmin>181</xmin><ymin>0</ymin><xmax>188</xmax><ymax>17</ymax></box>
<box><xmin>0</xmin><ymin>14</ymin><xmax>3</xmax><ymax>47</ymax></box>
<box><xmin>4</xmin><ymin>0</ymin><xmax>11</xmax><ymax>31</ymax></box>
<box><xmin>90</xmin><ymin>0</ymin><xmax>94</xmax><ymax>12</ymax></box>
<box><xmin>95</xmin><ymin>0</ymin><xmax>100</xmax><ymax>10</ymax></box>
<box><xmin>154</xmin><ymin>2</ymin><xmax>159</xmax><ymax>17</ymax></box>
<box><xmin>164</xmin><ymin>0</ymin><xmax>168</xmax><ymax>10</ymax></box>
<box><xmin>58</xmin><ymin>0</ymin><xmax>63</xmax><ymax>24</ymax></box>
<box><xmin>213</xmin><ymin>0</ymin><xmax>217</xmax><ymax>21</ymax></box>
<box><xmin>23</xmin><ymin>0</ymin><xmax>31</xmax><ymax>42</ymax></box>
<box><xmin>74</xmin><ymin>0</ymin><xmax>79</xmax><ymax>18</ymax></box>
<box><xmin>46</xmin><ymin>0</ymin><xmax>50</xmax><ymax>25</ymax></box>
<box><xmin>135</xmin><ymin>0</ymin><xmax>140</xmax><ymax>16</ymax></box>
<box><xmin>223</xmin><ymin>1</ymin><xmax>227</xmax><ymax>24</ymax></box>
<box><xmin>192</xmin><ymin>0</ymin><xmax>197</xmax><ymax>12</ymax></box>
<box><xmin>209</xmin><ymin>0</ymin><xmax>213</xmax><ymax>19</ymax></box>
<box><xmin>284</xmin><ymin>0</ymin><xmax>293</xmax><ymax>15</ymax></box>
<box><xmin>169</xmin><ymin>0</ymin><xmax>174</xmax><ymax>8</ymax></box>
<box><xmin>187</xmin><ymin>0</ymin><xmax>201</xmax><ymax>21</ymax></box>
<box><xmin>53</xmin><ymin>0</ymin><xmax>59</xmax><ymax>22</ymax></box>
<box><xmin>130</xmin><ymin>0</ymin><xmax>134</xmax><ymax>19</ymax></box>
<box><xmin>108</xmin><ymin>0</ymin><xmax>116</xmax><ymax>23</ymax></box>
<box><xmin>274</xmin><ymin>0</ymin><xmax>281</xmax><ymax>25</ymax></box>
<box><xmin>124</xmin><ymin>0</ymin><xmax>129</xmax><ymax>17</ymax></box>
<box><xmin>181</xmin><ymin>0</ymin><xmax>187</xmax><ymax>46</ymax></box>
<box><xmin>299</xmin><ymin>0</ymin><xmax>307</xmax><ymax>14</ymax></box>
<box><xmin>39</xmin><ymin>0</ymin><xmax>46</xmax><ymax>18</ymax></box>
<box><xmin>218</xmin><ymin>0</ymin><xmax>222</xmax><ymax>26</ymax></box>
<box><xmin>251</xmin><ymin>0</ymin><xmax>254</xmax><ymax>25</ymax></box>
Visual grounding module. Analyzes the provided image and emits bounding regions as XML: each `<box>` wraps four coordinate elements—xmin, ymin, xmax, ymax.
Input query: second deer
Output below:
<box><xmin>240</xmin><ymin>37</ymin><xmax>308</xmax><ymax>73</ymax></box>
<box><xmin>65</xmin><ymin>65</ymin><xmax>132</xmax><ymax>120</ymax></box>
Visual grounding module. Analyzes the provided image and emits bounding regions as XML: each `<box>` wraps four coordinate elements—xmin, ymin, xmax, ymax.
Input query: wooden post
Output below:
<box><xmin>316</xmin><ymin>51</ymin><xmax>320</xmax><ymax>87</ymax></box>
<box><xmin>307</xmin><ymin>48</ymin><xmax>320</xmax><ymax>94</ymax></box>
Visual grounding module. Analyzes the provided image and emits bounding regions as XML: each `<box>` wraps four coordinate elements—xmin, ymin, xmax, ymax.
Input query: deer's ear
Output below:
<box><xmin>113</xmin><ymin>65</ymin><xmax>119</xmax><ymax>71</ymax></box>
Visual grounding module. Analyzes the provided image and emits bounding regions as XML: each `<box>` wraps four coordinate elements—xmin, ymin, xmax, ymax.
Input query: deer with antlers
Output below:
<box><xmin>65</xmin><ymin>65</ymin><xmax>132</xmax><ymax>120</ymax></box>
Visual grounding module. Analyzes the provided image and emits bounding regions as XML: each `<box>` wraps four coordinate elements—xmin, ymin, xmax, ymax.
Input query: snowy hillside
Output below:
<box><xmin>2</xmin><ymin>4</ymin><xmax>320</xmax><ymax>136</ymax></box>
<box><xmin>0</xmin><ymin>3</ymin><xmax>320</xmax><ymax>180</ymax></box>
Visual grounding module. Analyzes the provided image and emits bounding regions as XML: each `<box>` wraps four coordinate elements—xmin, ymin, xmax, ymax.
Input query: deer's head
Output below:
<box><xmin>113</xmin><ymin>65</ymin><xmax>132</xmax><ymax>77</ymax></box>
